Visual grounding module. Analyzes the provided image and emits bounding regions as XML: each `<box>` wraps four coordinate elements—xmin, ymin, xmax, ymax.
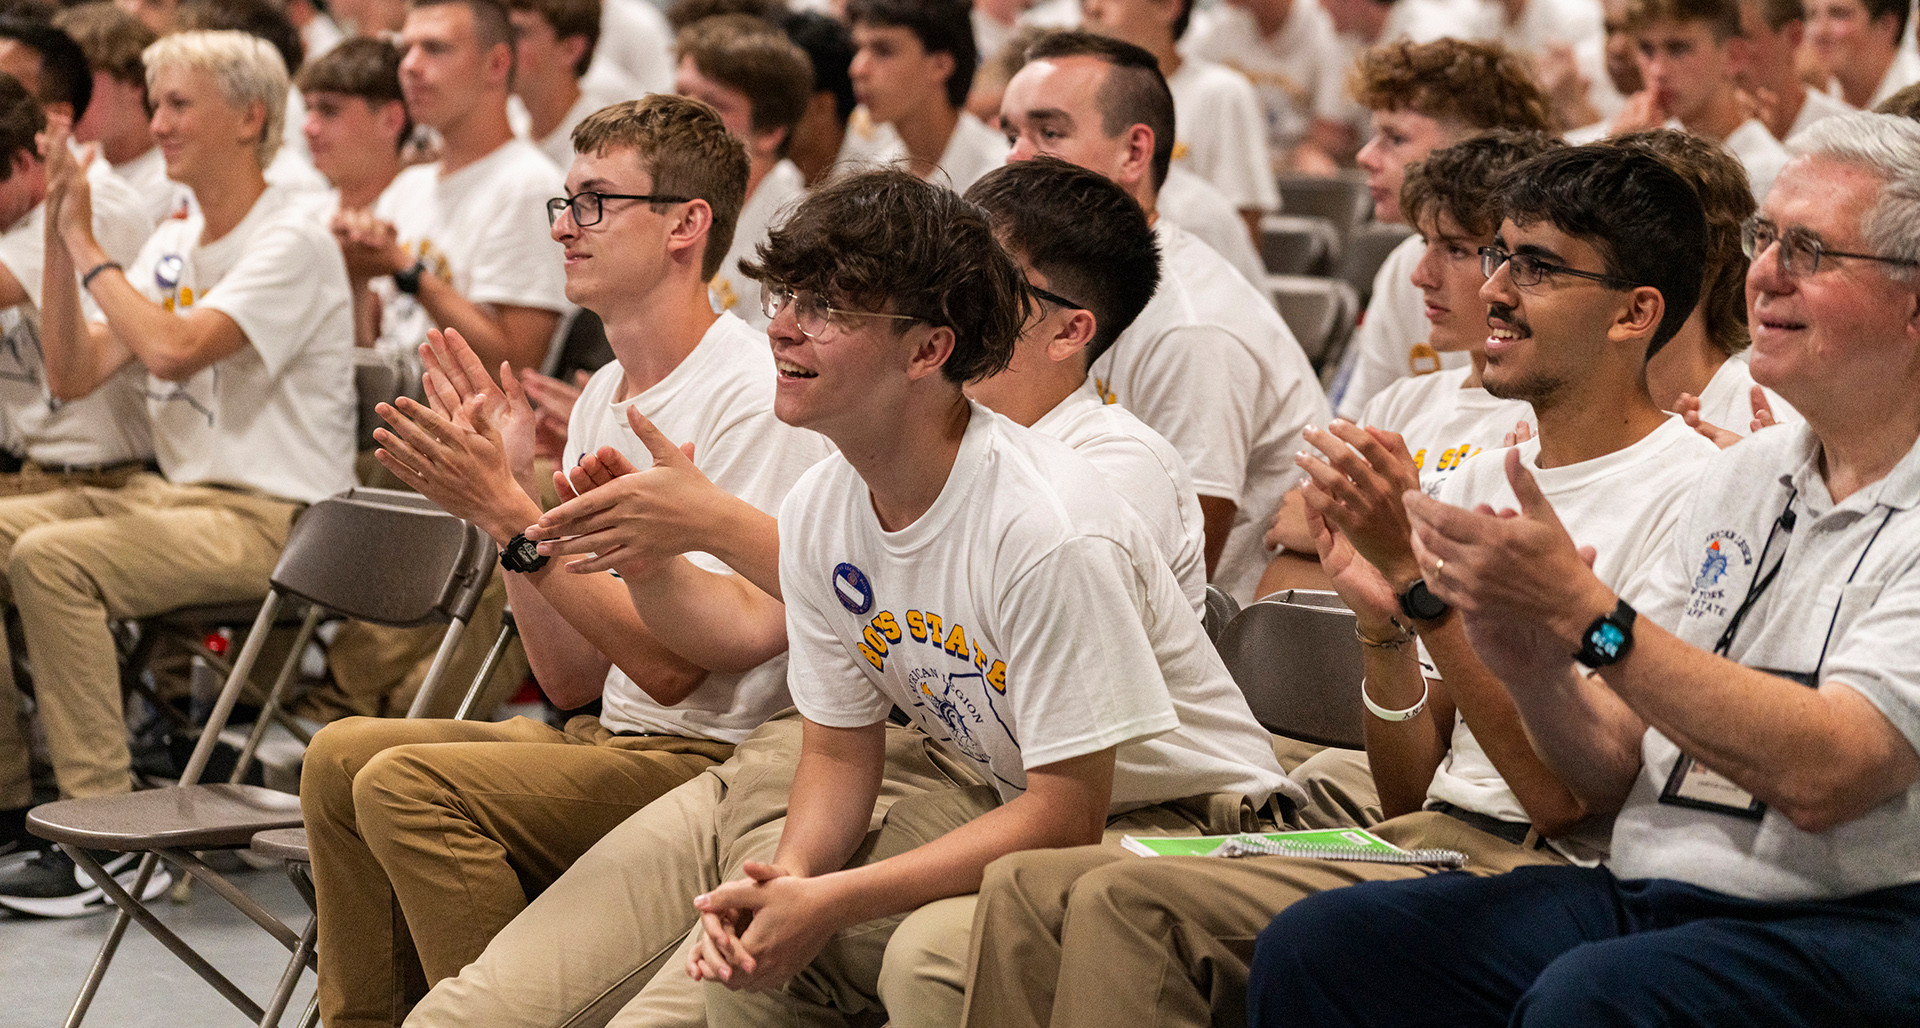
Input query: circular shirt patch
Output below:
<box><xmin>832</xmin><ymin>562</ymin><xmax>874</xmax><ymax>615</ymax></box>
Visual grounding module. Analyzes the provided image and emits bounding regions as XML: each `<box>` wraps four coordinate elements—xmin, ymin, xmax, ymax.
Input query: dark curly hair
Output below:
<box><xmin>1401</xmin><ymin>130</ymin><xmax>1565</xmax><ymax>241</ymax></box>
<box><xmin>741</xmin><ymin>169</ymin><xmax>1026</xmax><ymax>385</ymax></box>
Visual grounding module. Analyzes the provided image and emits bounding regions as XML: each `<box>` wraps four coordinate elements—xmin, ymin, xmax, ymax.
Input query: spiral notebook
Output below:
<box><xmin>1120</xmin><ymin>828</ymin><xmax>1467</xmax><ymax>867</ymax></box>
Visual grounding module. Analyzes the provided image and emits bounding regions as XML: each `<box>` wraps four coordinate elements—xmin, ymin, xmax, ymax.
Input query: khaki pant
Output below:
<box><xmin>0</xmin><ymin>475</ymin><xmax>297</xmax><ymax>807</ymax></box>
<box><xmin>302</xmin><ymin>713</ymin><xmax>734</xmax><ymax>1028</ymax></box>
<box><xmin>961</xmin><ymin>810</ymin><xmax>1570</xmax><ymax>1028</ymax></box>
<box><xmin>408</xmin><ymin>715</ymin><xmax>984</xmax><ymax>1028</ymax></box>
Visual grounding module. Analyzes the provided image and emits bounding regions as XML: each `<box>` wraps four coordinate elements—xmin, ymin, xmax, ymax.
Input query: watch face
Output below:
<box><xmin>511</xmin><ymin>537</ymin><xmax>539</xmax><ymax>563</ymax></box>
<box><xmin>1401</xmin><ymin>580</ymin><xmax>1449</xmax><ymax>621</ymax></box>
<box><xmin>1590</xmin><ymin>622</ymin><xmax>1626</xmax><ymax>661</ymax></box>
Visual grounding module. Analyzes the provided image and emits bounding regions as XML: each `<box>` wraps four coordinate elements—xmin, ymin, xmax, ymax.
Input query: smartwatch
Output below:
<box><xmin>1396</xmin><ymin>579</ymin><xmax>1450</xmax><ymax>622</ymax></box>
<box><xmin>393</xmin><ymin>258</ymin><xmax>427</xmax><ymax>296</ymax></box>
<box><xmin>499</xmin><ymin>532</ymin><xmax>549</xmax><ymax>574</ymax></box>
<box><xmin>1575</xmin><ymin>598</ymin><xmax>1637</xmax><ymax>666</ymax></box>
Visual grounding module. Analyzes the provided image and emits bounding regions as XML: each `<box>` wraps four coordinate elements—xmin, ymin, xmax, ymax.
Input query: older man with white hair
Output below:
<box><xmin>0</xmin><ymin>29</ymin><xmax>354</xmax><ymax>916</ymax></box>
<box><xmin>1249</xmin><ymin>112</ymin><xmax>1920</xmax><ymax>1026</ymax></box>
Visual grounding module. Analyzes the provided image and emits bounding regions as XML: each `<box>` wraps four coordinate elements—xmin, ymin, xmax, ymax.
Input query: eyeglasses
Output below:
<box><xmin>1741</xmin><ymin>215</ymin><xmax>1918</xmax><ymax>277</ymax></box>
<box><xmin>1478</xmin><ymin>246</ymin><xmax>1639</xmax><ymax>290</ymax></box>
<box><xmin>1028</xmin><ymin>282</ymin><xmax>1085</xmax><ymax>312</ymax></box>
<box><xmin>545</xmin><ymin>191</ymin><xmax>693</xmax><ymax>227</ymax></box>
<box><xmin>759</xmin><ymin>282</ymin><xmax>924</xmax><ymax>339</ymax></box>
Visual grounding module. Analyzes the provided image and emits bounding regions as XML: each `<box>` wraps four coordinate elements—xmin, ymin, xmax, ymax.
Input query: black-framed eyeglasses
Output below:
<box><xmin>1741</xmin><ymin>214</ymin><xmax>1919</xmax><ymax>277</ymax></box>
<box><xmin>1028</xmin><ymin>282</ymin><xmax>1085</xmax><ymax>312</ymax></box>
<box><xmin>1478</xmin><ymin>246</ymin><xmax>1639</xmax><ymax>290</ymax></box>
<box><xmin>546</xmin><ymin>191</ymin><xmax>693</xmax><ymax>227</ymax></box>
<box><xmin>759</xmin><ymin>281</ymin><xmax>924</xmax><ymax>340</ymax></box>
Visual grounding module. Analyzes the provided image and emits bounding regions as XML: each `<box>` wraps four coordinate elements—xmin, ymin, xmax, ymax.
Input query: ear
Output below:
<box><xmin>1609</xmin><ymin>284</ymin><xmax>1666</xmax><ymax>349</ymax></box>
<box><xmin>1116</xmin><ymin>123</ymin><xmax>1155</xmax><ymax>191</ymax></box>
<box><xmin>751</xmin><ymin>123</ymin><xmax>789</xmax><ymax>164</ymax></box>
<box><xmin>560</xmin><ymin>33</ymin><xmax>590</xmax><ymax>73</ymax></box>
<box><xmin>488</xmin><ymin>39</ymin><xmax>514</xmax><ymax>86</ymax></box>
<box><xmin>240</xmin><ymin>98</ymin><xmax>267</xmax><ymax>153</ymax></box>
<box><xmin>905</xmin><ymin>324</ymin><xmax>957</xmax><ymax>382</ymax></box>
<box><xmin>925</xmin><ymin>50</ymin><xmax>956</xmax><ymax>100</ymax></box>
<box><xmin>1043</xmin><ymin>308</ymin><xmax>1096</xmax><ymax>366</ymax></box>
<box><xmin>378</xmin><ymin>99</ymin><xmax>408</xmax><ymax>145</ymax></box>
<box><xmin>666</xmin><ymin>197</ymin><xmax>715</xmax><ymax>268</ymax></box>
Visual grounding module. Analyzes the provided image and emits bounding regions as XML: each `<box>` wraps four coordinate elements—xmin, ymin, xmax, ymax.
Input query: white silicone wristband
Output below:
<box><xmin>1361</xmin><ymin>678</ymin><xmax>1428</xmax><ymax>722</ymax></box>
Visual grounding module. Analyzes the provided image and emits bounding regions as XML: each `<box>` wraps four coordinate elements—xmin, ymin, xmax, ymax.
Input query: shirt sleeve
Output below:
<box><xmin>200</xmin><ymin>220</ymin><xmax>352</xmax><ymax>378</ymax></box>
<box><xmin>1118</xmin><ymin>323</ymin><xmax>1262</xmax><ymax>505</ymax></box>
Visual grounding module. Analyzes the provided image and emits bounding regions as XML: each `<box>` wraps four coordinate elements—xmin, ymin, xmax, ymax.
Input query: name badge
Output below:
<box><xmin>1659</xmin><ymin>753</ymin><xmax>1764</xmax><ymax>820</ymax></box>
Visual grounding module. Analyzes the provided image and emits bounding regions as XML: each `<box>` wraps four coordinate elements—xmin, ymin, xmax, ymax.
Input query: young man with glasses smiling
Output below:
<box><xmin>1250</xmin><ymin>114</ymin><xmax>1920</xmax><ymax>1027</ymax></box>
<box><xmin>299</xmin><ymin>94</ymin><xmax>832</xmax><ymax>1028</ymax></box>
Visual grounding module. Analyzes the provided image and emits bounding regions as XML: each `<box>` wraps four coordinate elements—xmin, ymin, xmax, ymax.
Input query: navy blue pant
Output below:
<box><xmin>1248</xmin><ymin>865</ymin><xmax>1920</xmax><ymax>1027</ymax></box>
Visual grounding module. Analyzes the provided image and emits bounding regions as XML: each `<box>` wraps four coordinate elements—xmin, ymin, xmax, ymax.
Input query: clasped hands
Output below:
<box><xmin>688</xmin><ymin>860</ymin><xmax>844</xmax><ymax>992</ymax></box>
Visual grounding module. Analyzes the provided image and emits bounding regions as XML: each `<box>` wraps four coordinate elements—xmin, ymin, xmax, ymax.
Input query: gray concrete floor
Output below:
<box><xmin>0</xmin><ymin>854</ymin><xmax>316</xmax><ymax>1028</ymax></box>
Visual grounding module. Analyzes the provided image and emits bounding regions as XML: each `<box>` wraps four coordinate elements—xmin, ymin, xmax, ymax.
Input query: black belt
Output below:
<box><xmin>0</xmin><ymin>451</ymin><xmax>20</xmax><ymax>473</ymax></box>
<box><xmin>25</xmin><ymin>457</ymin><xmax>157</xmax><ymax>476</ymax></box>
<box><xmin>1429</xmin><ymin>801</ymin><xmax>1536</xmax><ymax>846</ymax></box>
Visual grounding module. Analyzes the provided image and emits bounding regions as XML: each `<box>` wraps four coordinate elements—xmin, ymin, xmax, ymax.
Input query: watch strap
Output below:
<box><xmin>1575</xmin><ymin>598</ymin><xmax>1637</xmax><ymax>667</ymax></box>
<box><xmin>499</xmin><ymin>532</ymin><xmax>549</xmax><ymax>574</ymax></box>
<box><xmin>1396</xmin><ymin>579</ymin><xmax>1450</xmax><ymax>622</ymax></box>
<box><xmin>393</xmin><ymin>259</ymin><xmax>426</xmax><ymax>296</ymax></box>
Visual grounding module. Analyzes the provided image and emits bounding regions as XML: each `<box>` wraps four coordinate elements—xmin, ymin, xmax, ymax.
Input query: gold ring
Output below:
<box><xmin>1433</xmin><ymin>558</ymin><xmax>1445</xmax><ymax>578</ymax></box>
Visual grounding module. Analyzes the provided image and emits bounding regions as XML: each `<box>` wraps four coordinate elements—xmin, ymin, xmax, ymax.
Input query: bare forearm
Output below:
<box><xmin>1358</xmin><ymin>642</ymin><xmax>1449</xmax><ymax>818</ymax></box>
<box><xmin>41</xmin><ymin>226</ymin><xmax>127</xmax><ymax>400</ymax></box>
<box><xmin>621</xmin><ymin>557</ymin><xmax>788</xmax><ymax>672</ymax></box>
<box><xmin>413</xmin><ymin>278</ymin><xmax>551</xmax><ymax>373</ymax></box>
<box><xmin>701</xmin><ymin>501</ymin><xmax>784</xmax><ymax>600</ymax></box>
<box><xmin>521</xmin><ymin>563</ymin><xmax>707</xmax><ymax>707</ymax></box>
<box><xmin>774</xmin><ymin>721</ymin><xmax>888</xmax><ymax>878</ymax></box>
<box><xmin>1200</xmin><ymin>494</ymin><xmax>1235</xmax><ymax>577</ymax></box>
<box><xmin>1500</xmin><ymin>658</ymin><xmax>1646</xmax><ymax>818</ymax></box>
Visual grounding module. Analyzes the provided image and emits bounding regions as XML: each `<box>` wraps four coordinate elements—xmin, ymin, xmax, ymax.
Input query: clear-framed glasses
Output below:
<box><xmin>1740</xmin><ymin>215</ymin><xmax>1919</xmax><ymax>277</ymax></box>
<box><xmin>1478</xmin><ymin>246</ymin><xmax>1639</xmax><ymax>290</ymax></box>
<box><xmin>759</xmin><ymin>282</ymin><xmax>924</xmax><ymax>339</ymax></box>
<box><xmin>545</xmin><ymin>191</ymin><xmax>693</xmax><ymax>227</ymax></box>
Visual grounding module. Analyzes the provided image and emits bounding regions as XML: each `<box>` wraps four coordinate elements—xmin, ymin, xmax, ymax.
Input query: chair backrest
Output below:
<box><xmin>1276</xmin><ymin>171</ymin><xmax>1374</xmax><ymax>241</ymax></box>
<box><xmin>1202</xmin><ymin>584</ymin><xmax>1240</xmax><ymax>644</ymax></box>
<box><xmin>1259</xmin><ymin>215</ymin><xmax>1340</xmax><ymax>276</ymax></box>
<box><xmin>1215</xmin><ymin>597</ymin><xmax>1367</xmax><ymax>749</ymax></box>
<box><xmin>1267</xmin><ymin>274</ymin><xmax>1360</xmax><ymax>370</ymax></box>
<box><xmin>1261</xmin><ymin>588</ymin><xmax>1350</xmax><ymax>611</ymax></box>
<box><xmin>271</xmin><ymin>488</ymin><xmax>496</xmax><ymax>628</ymax></box>
<box><xmin>353</xmin><ymin>351</ymin><xmax>421</xmax><ymax>452</ymax></box>
<box><xmin>1336</xmin><ymin>221</ymin><xmax>1417</xmax><ymax>308</ymax></box>
<box><xmin>546</xmin><ymin>307</ymin><xmax>613</xmax><ymax>380</ymax></box>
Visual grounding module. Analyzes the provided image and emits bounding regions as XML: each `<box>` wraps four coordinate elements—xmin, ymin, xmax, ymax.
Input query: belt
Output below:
<box><xmin>1429</xmin><ymin>801</ymin><xmax>1538</xmax><ymax>847</ymax></box>
<box><xmin>0</xmin><ymin>451</ymin><xmax>20</xmax><ymax>473</ymax></box>
<box><xmin>25</xmin><ymin>457</ymin><xmax>158</xmax><ymax>476</ymax></box>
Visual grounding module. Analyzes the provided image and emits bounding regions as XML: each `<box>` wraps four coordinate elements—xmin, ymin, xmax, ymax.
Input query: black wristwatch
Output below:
<box><xmin>499</xmin><ymin>532</ymin><xmax>549</xmax><ymax>574</ymax></box>
<box><xmin>1574</xmin><ymin>598</ymin><xmax>1637</xmax><ymax>666</ymax></box>
<box><xmin>1396</xmin><ymin>579</ymin><xmax>1450</xmax><ymax>621</ymax></box>
<box><xmin>392</xmin><ymin>258</ymin><xmax>426</xmax><ymax>296</ymax></box>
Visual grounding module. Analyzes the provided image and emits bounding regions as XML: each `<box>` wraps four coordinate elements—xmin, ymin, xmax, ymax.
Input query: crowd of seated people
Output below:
<box><xmin>0</xmin><ymin>0</ymin><xmax>1916</xmax><ymax>1026</ymax></box>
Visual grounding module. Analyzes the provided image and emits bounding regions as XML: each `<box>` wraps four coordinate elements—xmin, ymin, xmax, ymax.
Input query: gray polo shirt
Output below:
<box><xmin>1612</xmin><ymin>422</ymin><xmax>1920</xmax><ymax>901</ymax></box>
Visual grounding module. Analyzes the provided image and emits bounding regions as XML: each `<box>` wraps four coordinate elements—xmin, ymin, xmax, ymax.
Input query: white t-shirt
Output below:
<box><xmin>1423</xmin><ymin>416</ymin><xmax>1717</xmax><ymax>857</ymax></box>
<box><xmin>1157</xmin><ymin>168</ymin><xmax>1267</xmax><ymax>289</ymax></box>
<box><xmin>781</xmin><ymin>403</ymin><xmax>1298</xmax><ymax>811</ymax></box>
<box><xmin>371</xmin><ymin>140</ymin><xmax>571</xmax><ymax>360</ymax></box>
<box><xmin>1356</xmin><ymin>364</ymin><xmax>1533</xmax><ymax>499</ymax></box>
<box><xmin>1166</xmin><ymin>59</ymin><xmax>1281</xmax><ymax>212</ymax></box>
<box><xmin>1826</xmin><ymin>44</ymin><xmax>1920</xmax><ymax>109</ymax></box>
<box><xmin>0</xmin><ymin>180</ymin><xmax>154</xmax><ymax>467</ymax></box>
<box><xmin>1182</xmin><ymin>2</ymin><xmax>1349</xmax><ymax>161</ymax></box>
<box><xmin>1092</xmin><ymin>221</ymin><xmax>1331</xmax><ymax>603</ymax></box>
<box><xmin>513</xmin><ymin>86</ymin><xmax>624</xmax><ymax>172</ymax></box>
<box><xmin>583</xmin><ymin>0</ymin><xmax>674</xmax><ymax>100</ymax></box>
<box><xmin>566</xmin><ymin>313</ymin><xmax>835</xmax><ymax>742</ymax></box>
<box><xmin>124</xmin><ymin>183</ymin><xmax>358</xmax><ymax>503</ymax></box>
<box><xmin>710</xmin><ymin>159</ymin><xmax>805</xmax><ymax>329</ymax></box>
<box><xmin>1719</xmin><ymin>118</ymin><xmax>1790</xmax><ymax>199</ymax></box>
<box><xmin>832</xmin><ymin>109</ymin><xmax>1009</xmax><ymax>193</ymax></box>
<box><xmin>1032</xmin><ymin>380</ymin><xmax>1208</xmax><ymax>615</ymax></box>
<box><xmin>1333</xmin><ymin>233</ymin><xmax>1471</xmax><ymax>419</ymax></box>
<box><xmin>1687</xmin><ymin>353</ymin><xmax>1798</xmax><ymax>436</ymax></box>
<box><xmin>1613</xmin><ymin>422</ymin><xmax>1920</xmax><ymax>899</ymax></box>
<box><xmin>1787</xmin><ymin>86</ymin><xmax>1855</xmax><ymax>140</ymax></box>
<box><xmin>1467</xmin><ymin>0</ymin><xmax>1604</xmax><ymax>56</ymax></box>
<box><xmin>112</xmin><ymin>146</ymin><xmax>182</xmax><ymax>228</ymax></box>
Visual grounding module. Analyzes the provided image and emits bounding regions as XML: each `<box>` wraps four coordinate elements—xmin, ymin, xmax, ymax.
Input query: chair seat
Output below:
<box><xmin>249</xmin><ymin>827</ymin><xmax>310</xmax><ymax>863</ymax></box>
<box><xmin>29</xmin><ymin>784</ymin><xmax>303</xmax><ymax>852</ymax></box>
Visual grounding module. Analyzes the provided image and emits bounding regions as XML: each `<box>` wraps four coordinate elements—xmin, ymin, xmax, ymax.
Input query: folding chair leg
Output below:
<box><xmin>256</xmin><ymin>913</ymin><xmax>316</xmax><ymax>1028</ymax></box>
<box><xmin>454</xmin><ymin>615</ymin><xmax>519</xmax><ymax>720</ymax></box>
<box><xmin>293</xmin><ymin>996</ymin><xmax>319</xmax><ymax>1028</ymax></box>
<box><xmin>163</xmin><ymin>848</ymin><xmax>304</xmax><ymax>950</ymax></box>
<box><xmin>60</xmin><ymin>847</ymin><xmax>267</xmax><ymax>1025</ymax></box>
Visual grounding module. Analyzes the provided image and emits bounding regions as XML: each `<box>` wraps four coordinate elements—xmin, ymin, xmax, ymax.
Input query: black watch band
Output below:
<box><xmin>393</xmin><ymin>259</ymin><xmax>426</xmax><ymax>296</ymax></box>
<box><xmin>1574</xmin><ymin>598</ymin><xmax>1637</xmax><ymax>667</ymax></box>
<box><xmin>1396</xmin><ymin>579</ymin><xmax>1450</xmax><ymax>622</ymax></box>
<box><xmin>499</xmin><ymin>532</ymin><xmax>549</xmax><ymax>574</ymax></box>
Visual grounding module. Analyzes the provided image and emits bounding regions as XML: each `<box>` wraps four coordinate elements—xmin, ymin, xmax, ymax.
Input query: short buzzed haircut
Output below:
<box><xmin>781</xmin><ymin>9</ymin><xmax>855</xmax><ymax>124</ymax></box>
<box><xmin>0</xmin><ymin>17</ymin><xmax>92</xmax><ymax>121</ymax></box>
<box><xmin>1349</xmin><ymin>38</ymin><xmax>1554</xmax><ymax>134</ymax></box>
<box><xmin>845</xmin><ymin>0</ymin><xmax>975</xmax><ymax>109</ymax></box>
<box><xmin>410</xmin><ymin>0</ymin><xmax>516</xmax><ymax>50</ymax></box>
<box><xmin>1744</xmin><ymin>0</ymin><xmax>1804</xmax><ymax>31</ymax></box>
<box><xmin>1625</xmin><ymin>0</ymin><xmax>1742</xmax><ymax>39</ymax></box>
<box><xmin>52</xmin><ymin>2</ymin><xmax>155</xmax><ymax>88</ymax></box>
<box><xmin>1498</xmin><ymin>145</ymin><xmax>1707</xmax><ymax>356</ymax></box>
<box><xmin>508</xmin><ymin>0</ymin><xmax>601</xmax><ymax>77</ymax></box>
<box><xmin>676</xmin><ymin>14</ymin><xmax>813</xmax><ymax>153</ymax></box>
<box><xmin>741</xmin><ymin>167</ymin><xmax>1026</xmax><ymax>385</ymax></box>
<box><xmin>297</xmin><ymin>36</ymin><xmax>412</xmax><ymax>152</ymax></box>
<box><xmin>967</xmin><ymin>155</ymin><xmax>1160</xmax><ymax>366</ymax></box>
<box><xmin>1610</xmin><ymin>129</ymin><xmax>1756</xmax><ymax>356</ymax></box>
<box><xmin>1402</xmin><ymin>130</ymin><xmax>1566</xmax><ymax>241</ymax></box>
<box><xmin>572</xmin><ymin>94</ymin><xmax>750</xmax><ymax>280</ymax></box>
<box><xmin>1024</xmin><ymin>30</ymin><xmax>1176</xmax><ymax>191</ymax></box>
<box><xmin>0</xmin><ymin>71</ymin><xmax>44</xmax><ymax>178</ymax></box>
<box><xmin>665</xmin><ymin>0</ymin><xmax>781</xmax><ymax>32</ymax></box>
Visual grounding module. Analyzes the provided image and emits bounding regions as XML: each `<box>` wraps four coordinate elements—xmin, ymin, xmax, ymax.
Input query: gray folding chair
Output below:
<box><xmin>1258</xmin><ymin>214</ymin><xmax>1341</xmax><ymax>276</ymax></box>
<box><xmin>1214</xmin><ymin>595</ymin><xmax>1367</xmax><ymax>750</ymax></box>
<box><xmin>1202</xmin><ymin>584</ymin><xmax>1240</xmax><ymax>645</ymax></box>
<box><xmin>25</xmin><ymin>487</ymin><xmax>498</xmax><ymax>1028</ymax></box>
<box><xmin>1335</xmin><ymin>221</ymin><xmax>1417</xmax><ymax>308</ymax></box>
<box><xmin>1268</xmin><ymin>275</ymin><xmax>1360</xmax><ymax>371</ymax></box>
<box><xmin>1275</xmin><ymin>171</ymin><xmax>1374</xmax><ymax>243</ymax></box>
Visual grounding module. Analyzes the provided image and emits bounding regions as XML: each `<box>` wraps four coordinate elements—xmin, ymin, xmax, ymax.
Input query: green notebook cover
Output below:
<box><xmin>1121</xmin><ymin>828</ymin><xmax>1404</xmax><ymax>858</ymax></box>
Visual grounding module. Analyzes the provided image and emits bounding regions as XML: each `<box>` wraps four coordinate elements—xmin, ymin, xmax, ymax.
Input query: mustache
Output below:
<box><xmin>1487</xmin><ymin>303</ymin><xmax>1530</xmax><ymax>336</ymax></box>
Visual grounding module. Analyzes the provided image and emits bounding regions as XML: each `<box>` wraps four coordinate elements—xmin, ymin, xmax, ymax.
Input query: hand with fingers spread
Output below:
<box><xmin>520</xmin><ymin>368</ymin><xmax>591</xmax><ymax>463</ymax></box>
<box><xmin>1294</xmin><ymin>420</ymin><xmax>1424</xmax><ymax>588</ymax></box>
<box><xmin>42</xmin><ymin>117</ymin><xmax>97</xmax><ymax>258</ymax></box>
<box><xmin>1500</xmin><ymin>419</ymin><xmax>1535</xmax><ymax>448</ymax></box>
<box><xmin>1402</xmin><ymin>448</ymin><xmax>1609</xmax><ymax>683</ymax></box>
<box><xmin>524</xmin><ymin>407</ymin><xmax>733</xmax><ymax>576</ymax></box>
<box><xmin>689</xmin><ymin>861</ymin><xmax>841</xmax><ymax>991</ymax></box>
<box><xmin>1746</xmin><ymin>385</ymin><xmax>1778</xmax><ymax>434</ymax></box>
<box><xmin>419</xmin><ymin>326</ymin><xmax>541</xmax><ymax>495</ymax></box>
<box><xmin>1302</xmin><ymin>500</ymin><xmax>1401</xmax><ymax>630</ymax></box>
<box><xmin>1675</xmin><ymin>391</ymin><xmax>1742</xmax><ymax>449</ymax></box>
